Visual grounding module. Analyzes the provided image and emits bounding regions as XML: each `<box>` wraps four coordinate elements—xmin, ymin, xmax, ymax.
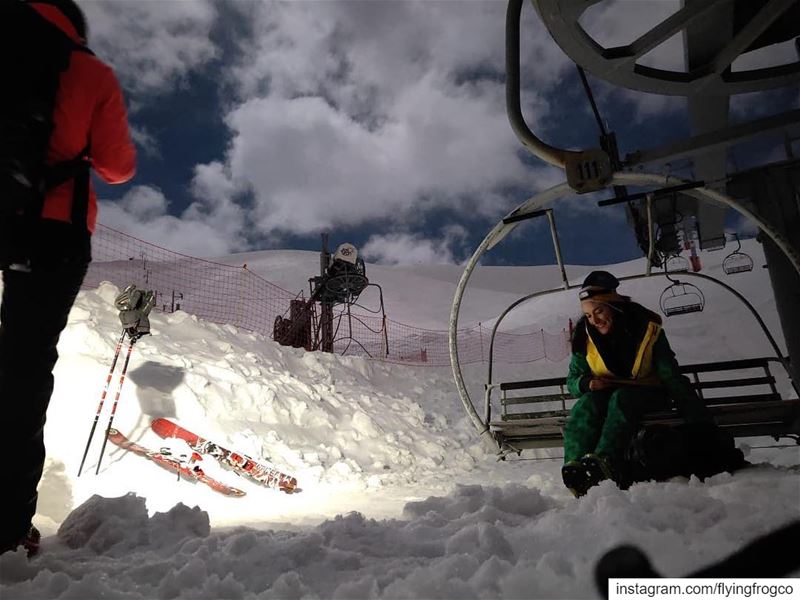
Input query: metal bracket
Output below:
<box><xmin>564</xmin><ymin>149</ymin><xmax>614</xmax><ymax>193</ymax></box>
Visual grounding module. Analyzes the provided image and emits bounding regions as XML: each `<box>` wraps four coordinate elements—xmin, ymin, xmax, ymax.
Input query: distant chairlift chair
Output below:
<box><xmin>665</xmin><ymin>253</ymin><xmax>690</xmax><ymax>273</ymax></box>
<box><xmin>723</xmin><ymin>234</ymin><xmax>754</xmax><ymax>275</ymax></box>
<box><xmin>659</xmin><ymin>280</ymin><xmax>705</xmax><ymax>317</ymax></box>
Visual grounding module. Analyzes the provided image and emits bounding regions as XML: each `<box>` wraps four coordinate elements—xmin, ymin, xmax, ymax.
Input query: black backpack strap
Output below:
<box><xmin>43</xmin><ymin>144</ymin><xmax>91</xmax><ymax>232</ymax></box>
<box><xmin>70</xmin><ymin>149</ymin><xmax>90</xmax><ymax>234</ymax></box>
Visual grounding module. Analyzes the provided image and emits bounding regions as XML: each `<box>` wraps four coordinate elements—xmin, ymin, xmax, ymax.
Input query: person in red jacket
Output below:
<box><xmin>0</xmin><ymin>0</ymin><xmax>136</xmax><ymax>556</ymax></box>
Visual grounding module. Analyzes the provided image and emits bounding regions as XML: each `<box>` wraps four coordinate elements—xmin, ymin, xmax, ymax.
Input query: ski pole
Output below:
<box><xmin>95</xmin><ymin>335</ymin><xmax>137</xmax><ymax>475</ymax></box>
<box><xmin>77</xmin><ymin>330</ymin><xmax>127</xmax><ymax>476</ymax></box>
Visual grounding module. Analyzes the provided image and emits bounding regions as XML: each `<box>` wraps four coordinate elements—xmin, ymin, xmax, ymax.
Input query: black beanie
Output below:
<box><xmin>579</xmin><ymin>271</ymin><xmax>620</xmax><ymax>300</ymax></box>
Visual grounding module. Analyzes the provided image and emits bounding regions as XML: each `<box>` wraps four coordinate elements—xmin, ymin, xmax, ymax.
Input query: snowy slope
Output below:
<box><xmin>0</xmin><ymin>237</ymin><xmax>797</xmax><ymax>598</ymax></box>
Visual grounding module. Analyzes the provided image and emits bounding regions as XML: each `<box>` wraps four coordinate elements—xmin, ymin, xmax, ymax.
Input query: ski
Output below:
<box><xmin>150</xmin><ymin>418</ymin><xmax>298</xmax><ymax>493</ymax></box>
<box><xmin>106</xmin><ymin>428</ymin><xmax>246</xmax><ymax>497</ymax></box>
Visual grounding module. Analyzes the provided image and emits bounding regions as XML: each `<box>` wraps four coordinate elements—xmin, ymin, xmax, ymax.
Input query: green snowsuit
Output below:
<box><xmin>563</xmin><ymin>303</ymin><xmax>709</xmax><ymax>464</ymax></box>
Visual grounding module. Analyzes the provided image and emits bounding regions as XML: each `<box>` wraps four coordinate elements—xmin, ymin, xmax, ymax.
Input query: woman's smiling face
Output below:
<box><xmin>581</xmin><ymin>300</ymin><xmax>614</xmax><ymax>335</ymax></box>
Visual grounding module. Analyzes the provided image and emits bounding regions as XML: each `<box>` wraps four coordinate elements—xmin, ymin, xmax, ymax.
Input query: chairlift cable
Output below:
<box><xmin>576</xmin><ymin>65</ymin><xmax>607</xmax><ymax>137</ymax></box>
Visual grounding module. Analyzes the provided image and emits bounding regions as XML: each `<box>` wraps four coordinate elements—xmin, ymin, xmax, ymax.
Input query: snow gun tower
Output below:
<box><xmin>274</xmin><ymin>233</ymin><xmax>388</xmax><ymax>357</ymax></box>
<box><xmin>450</xmin><ymin>0</ymin><xmax>800</xmax><ymax>456</ymax></box>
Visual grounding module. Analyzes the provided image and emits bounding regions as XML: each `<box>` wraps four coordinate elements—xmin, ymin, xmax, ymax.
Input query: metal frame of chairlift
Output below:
<box><xmin>655</xmin><ymin>206</ymin><xmax>691</xmax><ymax>274</ymax></box>
<box><xmin>659</xmin><ymin>261</ymin><xmax>705</xmax><ymax>316</ymax></box>
<box><xmin>448</xmin><ymin>0</ymin><xmax>800</xmax><ymax>455</ymax></box>
<box><xmin>449</xmin><ymin>185</ymin><xmax>800</xmax><ymax>455</ymax></box>
<box><xmin>480</xmin><ymin>197</ymin><xmax>792</xmax><ymax>391</ymax></box>
<box><xmin>659</xmin><ymin>281</ymin><xmax>705</xmax><ymax>316</ymax></box>
<box><xmin>723</xmin><ymin>233</ymin><xmax>755</xmax><ymax>275</ymax></box>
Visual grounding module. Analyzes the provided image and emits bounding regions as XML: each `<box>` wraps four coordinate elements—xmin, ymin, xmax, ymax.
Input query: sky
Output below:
<box><xmin>0</xmin><ymin>239</ymin><xmax>798</xmax><ymax>598</ymax></box>
<box><xmin>77</xmin><ymin>0</ymin><xmax>800</xmax><ymax>266</ymax></box>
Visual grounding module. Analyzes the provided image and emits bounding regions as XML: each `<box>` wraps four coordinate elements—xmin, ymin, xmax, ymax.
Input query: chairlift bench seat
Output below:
<box><xmin>723</xmin><ymin>255</ymin><xmax>754</xmax><ymax>275</ymax></box>
<box><xmin>662</xmin><ymin>302</ymin><xmax>704</xmax><ymax>316</ymax></box>
<box><xmin>486</xmin><ymin>356</ymin><xmax>800</xmax><ymax>451</ymax></box>
<box><xmin>722</xmin><ymin>235</ymin><xmax>754</xmax><ymax>275</ymax></box>
<box><xmin>659</xmin><ymin>282</ymin><xmax>706</xmax><ymax>316</ymax></box>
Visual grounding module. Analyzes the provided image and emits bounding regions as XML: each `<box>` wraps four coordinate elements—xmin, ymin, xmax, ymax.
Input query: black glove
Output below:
<box><xmin>115</xmin><ymin>284</ymin><xmax>155</xmax><ymax>339</ymax></box>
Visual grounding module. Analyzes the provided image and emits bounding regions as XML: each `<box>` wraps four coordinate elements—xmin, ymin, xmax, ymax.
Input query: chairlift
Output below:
<box><xmin>659</xmin><ymin>281</ymin><xmax>705</xmax><ymax>317</ymax></box>
<box><xmin>723</xmin><ymin>234</ymin><xmax>754</xmax><ymax>275</ymax></box>
<box><xmin>664</xmin><ymin>254</ymin><xmax>690</xmax><ymax>273</ymax></box>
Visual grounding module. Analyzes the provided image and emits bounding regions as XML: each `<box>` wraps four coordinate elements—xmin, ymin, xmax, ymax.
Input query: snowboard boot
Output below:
<box><xmin>562</xmin><ymin>454</ymin><xmax>615</xmax><ymax>497</ymax></box>
<box><xmin>580</xmin><ymin>454</ymin><xmax>613</xmax><ymax>487</ymax></box>
<box><xmin>562</xmin><ymin>460</ymin><xmax>593</xmax><ymax>498</ymax></box>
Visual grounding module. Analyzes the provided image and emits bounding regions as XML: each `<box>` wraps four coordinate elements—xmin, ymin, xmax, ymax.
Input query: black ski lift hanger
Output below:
<box><xmin>659</xmin><ymin>280</ymin><xmax>706</xmax><ymax>317</ymax></box>
<box><xmin>723</xmin><ymin>233</ymin><xmax>755</xmax><ymax>275</ymax></box>
<box><xmin>596</xmin><ymin>181</ymin><xmax>706</xmax><ymax>208</ymax></box>
<box><xmin>665</xmin><ymin>253</ymin><xmax>691</xmax><ymax>274</ymax></box>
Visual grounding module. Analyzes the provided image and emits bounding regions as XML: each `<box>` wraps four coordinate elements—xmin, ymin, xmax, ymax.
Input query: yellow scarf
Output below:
<box><xmin>586</xmin><ymin>320</ymin><xmax>662</xmax><ymax>382</ymax></box>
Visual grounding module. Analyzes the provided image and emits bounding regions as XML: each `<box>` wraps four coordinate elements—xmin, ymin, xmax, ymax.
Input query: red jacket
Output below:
<box><xmin>31</xmin><ymin>3</ymin><xmax>136</xmax><ymax>234</ymax></box>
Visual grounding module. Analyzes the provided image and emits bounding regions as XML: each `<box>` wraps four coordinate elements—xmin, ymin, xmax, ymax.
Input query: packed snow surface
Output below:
<box><xmin>1</xmin><ymin>239</ymin><xmax>798</xmax><ymax>598</ymax></box>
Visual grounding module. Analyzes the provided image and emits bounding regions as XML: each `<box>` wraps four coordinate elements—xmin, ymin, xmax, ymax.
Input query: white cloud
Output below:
<box><xmin>732</xmin><ymin>39</ymin><xmax>799</xmax><ymax>72</ymax></box>
<box><xmin>361</xmin><ymin>226</ymin><xmax>470</xmax><ymax>266</ymax></box>
<box><xmin>116</xmin><ymin>185</ymin><xmax>169</xmax><ymax>221</ymax></box>
<box><xmin>129</xmin><ymin>125</ymin><xmax>160</xmax><ymax>158</ymax></box>
<box><xmin>730</xmin><ymin>87</ymin><xmax>800</xmax><ymax>121</ymax></box>
<box><xmin>580</xmin><ymin>2</ymin><xmax>677</xmax><ymax>45</ymax></box>
<box><xmin>229</xmin><ymin>2</ymin><xmax>569</xmax><ymax>107</ymax></box>
<box><xmin>78</xmin><ymin>0</ymin><xmax>218</xmax><ymax>97</ymax></box>
<box><xmin>218</xmin><ymin>81</ymin><xmax>546</xmax><ymax>235</ymax></box>
<box><xmin>98</xmin><ymin>186</ymin><xmax>241</xmax><ymax>257</ymax></box>
<box><xmin>191</xmin><ymin>162</ymin><xmax>237</xmax><ymax>205</ymax></box>
<box><xmin>193</xmin><ymin>1</ymin><xmax>565</xmax><ymax>239</ymax></box>
<box><xmin>615</xmin><ymin>87</ymin><xmax>686</xmax><ymax>121</ymax></box>
<box><xmin>728</xmin><ymin>218</ymin><xmax>759</xmax><ymax>238</ymax></box>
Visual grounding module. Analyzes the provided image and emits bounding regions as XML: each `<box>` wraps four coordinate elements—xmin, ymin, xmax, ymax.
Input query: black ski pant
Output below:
<box><xmin>0</xmin><ymin>259</ymin><xmax>87</xmax><ymax>548</ymax></box>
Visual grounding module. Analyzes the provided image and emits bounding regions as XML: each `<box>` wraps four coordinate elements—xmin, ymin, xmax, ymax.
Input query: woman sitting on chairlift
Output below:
<box><xmin>562</xmin><ymin>271</ymin><xmax>713</xmax><ymax>497</ymax></box>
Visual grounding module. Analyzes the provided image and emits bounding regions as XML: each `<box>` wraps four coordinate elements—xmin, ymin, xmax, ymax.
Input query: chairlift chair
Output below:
<box><xmin>723</xmin><ymin>235</ymin><xmax>754</xmax><ymax>275</ymax></box>
<box><xmin>659</xmin><ymin>281</ymin><xmax>705</xmax><ymax>317</ymax></box>
<box><xmin>665</xmin><ymin>254</ymin><xmax>690</xmax><ymax>273</ymax></box>
<box><xmin>723</xmin><ymin>253</ymin><xmax>754</xmax><ymax>275</ymax></box>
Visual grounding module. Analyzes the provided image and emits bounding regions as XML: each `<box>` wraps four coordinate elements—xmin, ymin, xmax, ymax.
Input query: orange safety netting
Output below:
<box><xmin>84</xmin><ymin>225</ymin><xmax>570</xmax><ymax>366</ymax></box>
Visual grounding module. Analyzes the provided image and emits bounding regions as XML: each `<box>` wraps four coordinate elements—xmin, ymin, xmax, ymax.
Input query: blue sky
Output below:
<box><xmin>83</xmin><ymin>0</ymin><xmax>799</xmax><ymax>266</ymax></box>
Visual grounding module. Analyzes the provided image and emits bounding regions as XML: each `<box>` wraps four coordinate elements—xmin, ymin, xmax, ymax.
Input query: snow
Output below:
<box><xmin>1</xmin><ymin>238</ymin><xmax>798</xmax><ymax>598</ymax></box>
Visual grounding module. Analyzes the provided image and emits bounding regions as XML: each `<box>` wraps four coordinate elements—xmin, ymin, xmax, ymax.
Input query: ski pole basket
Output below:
<box><xmin>659</xmin><ymin>281</ymin><xmax>705</xmax><ymax>316</ymax></box>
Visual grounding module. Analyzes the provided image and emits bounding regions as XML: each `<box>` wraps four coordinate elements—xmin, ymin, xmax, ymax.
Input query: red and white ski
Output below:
<box><xmin>107</xmin><ymin>428</ymin><xmax>246</xmax><ymax>497</ymax></box>
<box><xmin>150</xmin><ymin>418</ymin><xmax>298</xmax><ymax>493</ymax></box>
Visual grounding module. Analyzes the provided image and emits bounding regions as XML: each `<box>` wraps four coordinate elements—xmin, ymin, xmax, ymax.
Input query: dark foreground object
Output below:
<box><xmin>595</xmin><ymin>520</ymin><xmax>800</xmax><ymax>599</ymax></box>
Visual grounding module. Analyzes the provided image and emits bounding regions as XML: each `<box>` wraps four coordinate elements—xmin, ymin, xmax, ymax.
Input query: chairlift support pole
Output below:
<box><xmin>546</xmin><ymin>210</ymin><xmax>569</xmax><ymax>290</ymax></box>
<box><xmin>646</xmin><ymin>193</ymin><xmax>655</xmax><ymax>277</ymax></box>
<box><xmin>502</xmin><ymin>208</ymin><xmax>569</xmax><ymax>289</ymax></box>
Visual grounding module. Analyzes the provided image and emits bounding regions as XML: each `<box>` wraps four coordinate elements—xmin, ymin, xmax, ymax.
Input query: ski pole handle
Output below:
<box><xmin>77</xmin><ymin>330</ymin><xmax>127</xmax><ymax>476</ymax></box>
<box><xmin>95</xmin><ymin>336</ymin><xmax>137</xmax><ymax>475</ymax></box>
